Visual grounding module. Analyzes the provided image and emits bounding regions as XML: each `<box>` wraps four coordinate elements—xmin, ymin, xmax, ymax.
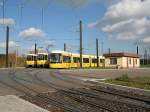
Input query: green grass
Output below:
<box><xmin>105</xmin><ymin>74</ymin><xmax>150</xmax><ymax>90</ymax></box>
<box><xmin>141</xmin><ymin>64</ymin><xmax>150</xmax><ymax>68</ymax></box>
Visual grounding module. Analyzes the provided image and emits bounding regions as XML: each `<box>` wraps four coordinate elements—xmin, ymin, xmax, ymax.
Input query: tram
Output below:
<box><xmin>37</xmin><ymin>53</ymin><xmax>49</xmax><ymax>68</ymax></box>
<box><xmin>49</xmin><ymin>50</ymin><xmax>105</xmax><ymax>69</ymax></box>
<box><xmin>26</xmin><ymin>54</ymin><xmax>37</xmax><ymax>67</ymax></box>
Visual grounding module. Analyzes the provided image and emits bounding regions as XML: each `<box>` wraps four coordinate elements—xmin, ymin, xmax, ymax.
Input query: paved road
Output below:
<box><xmin>0</xmin><ymin>68</ymin><xmax>149</xmax><ymax>96</ymax></box>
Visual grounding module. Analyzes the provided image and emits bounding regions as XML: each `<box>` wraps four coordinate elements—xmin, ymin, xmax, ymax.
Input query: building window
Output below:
<box><xmin>135</xmin><ymin>59</ymin><xmax>137</xmax><ymax>65</ymax></box>
<box><xmin>63</xmin><ymin>56</ymin><xmax>71</xmax><ymax>63</ymax></box>
<box><xmin>129</xmin><ymin>58</ymin><xmax>132</xmax><ymax>65</ymax></box>
<box><xmin>100</xmin><ymin>59</ymin><xmax>104</xmax><ymax>63</ymax></box>
<box><xmin>83</xmin><ymin>58</ymin><xmax>89</xmax><ymax>63</ymax></box>
<box><xmin>110</xmin><ymin>58</ymin><xmax>117</xmax><ymax>65</ymax></box>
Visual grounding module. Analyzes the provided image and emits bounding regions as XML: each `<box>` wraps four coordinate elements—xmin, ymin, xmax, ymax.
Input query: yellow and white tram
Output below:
<box><xmin>49</xmin><ymin>51</ymin><xmax>72</xmax><ymax>68</ymax></box>
<box><xmin>26</xmin><ymin>54</ymin><xmax>37</xmax><ymax>67</ymax></box>
<box><xmin>49</xmin><ymin>50</ymin><xmax>105</xmax><ymax>69</ymax></box>
<box><xmin>37</xmin><ymin>53</ymin><xmax>49</xmax><ymax>68</ymax></box>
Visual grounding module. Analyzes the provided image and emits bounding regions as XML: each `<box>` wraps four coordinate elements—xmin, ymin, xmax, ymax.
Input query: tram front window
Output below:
<box><xmin>50</xmin><ymin>53</ymin><xmax>62</xmax><ymax>63</ymax></box>
<box><xmin>27</xmin><ymin>55</ymin><xmax>33</xmax><ymax>61</ymax></box>
<box><xmin>37</xmin><ymin>54</ymin><xmax>44</xmax><ymax>60</ymax></box>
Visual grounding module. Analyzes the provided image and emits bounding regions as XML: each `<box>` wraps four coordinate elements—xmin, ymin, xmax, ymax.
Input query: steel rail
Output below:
<box><xmin>8</xmin><ymin>69</ymin><xmax>83</xmax><ymax>112</ymax></box>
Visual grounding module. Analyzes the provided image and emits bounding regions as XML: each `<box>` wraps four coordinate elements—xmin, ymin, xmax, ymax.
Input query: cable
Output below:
<box><xmin>2</xmin><ymin>0</ymin><xmax>5</xmax><ymax>25</ymax></box>
<box><xmin>19</xmin><ymin>4</ymin><xmax>23</xmax><ymax>29</ymax></box>
<box><xmin>41</xmin><ymin>7</ymin><xmax>44</xmax><ymax>28</ymax></box>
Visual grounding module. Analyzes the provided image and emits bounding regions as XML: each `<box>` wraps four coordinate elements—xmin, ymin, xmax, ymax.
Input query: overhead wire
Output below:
<box><xmin>41</xmin><ymin>7</ymin><xmax>44</xmax><ymax>29</ymax></box>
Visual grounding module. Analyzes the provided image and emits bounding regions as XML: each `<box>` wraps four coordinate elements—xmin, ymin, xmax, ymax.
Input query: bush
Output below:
<box><xmin>115</xmin><ymin>74</ymin><xmax>130</xmax><ymax>82</ymax></box>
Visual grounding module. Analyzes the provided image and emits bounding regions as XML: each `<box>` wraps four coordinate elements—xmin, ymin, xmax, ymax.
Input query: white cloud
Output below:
<box><xmin>0</xmin><ymin>18</ymin><xmax>15</xmax><ymax>26</ymax></box>
<box><xmin>0</xmin><ymin>41</ymin><xmax>17</xmax><ymax>48</ymax></box>
<box><xmin>102</xmin><ymin>18</ymin><xmax>150</xmax><ymax>40</ymax></box>
<box><xmin>19</xmin><ymin>27</ymin><xmax>46</xmax><ymax>38</ymax></box>
<box><xmin>143</xmin><ymin>37</ymin><xmax>150</xmax><ymax>43</ymax></box>
<box><xmin>104</xmin><ymin>0</ymin><xmax>150</xmax><ymax>22</ymax></box>
<box><xmin>87</xmin><ymin>21</ymin><xmax>99</xmax><ymax>28</ymax></box>
<box><xmin>88</xmin><ymin>0</ymin><xmax>150</xmax><ymax>42</ymax></box>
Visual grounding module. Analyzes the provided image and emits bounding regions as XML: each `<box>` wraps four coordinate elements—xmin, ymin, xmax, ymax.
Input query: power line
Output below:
<box><xmin>2</xmin><ymin>0</ymin><xmax>4</xmax><ymax>24</ymax></box>
<box><xmin>41</xmin><ymin>8</ymin><xmax>44</xmax><ymax>28</ymax></box>
<box><xmin>18</xmin><ymin>3</ymin><xmax>24</xmax><ymax>29</ymax></box>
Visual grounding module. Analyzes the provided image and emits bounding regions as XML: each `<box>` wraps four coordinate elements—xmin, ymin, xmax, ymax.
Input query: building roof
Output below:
<box><xmin>103</xmin><ymin>52</ymin><xmax>140</xmax><ymax>58</ymax></box>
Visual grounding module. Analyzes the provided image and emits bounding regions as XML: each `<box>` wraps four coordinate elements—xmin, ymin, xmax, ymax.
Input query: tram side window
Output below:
<box><xmin>34</xmin><ymin>56</ymin><xmax>37</xmax><ymax>61</ymax></box>
<box><xmin>45</xmin><ymin>55</ymin><xmax>48</xmax><ymax>60</ymax></box>
<box><xmin>73</xmin><ymin>57</ymin><xmax>80</xmax><ymax>63</ymax></box>
<box><xmin>92</xmin><ymin>59</ymin><xmax>97</xmax><ymax>63</ymax></box>
<box><xmin>37</xmin><ymin>54</ymin><xmax>44</xmax><ymax>60</ymax></box>
<box><xmin>63</xmin><ymin>56</ymin><xmax>71</xmax><ymax>63</ymax></box>
<box><xmin>83</xmin><ymin>58</ymin><xmax>89</xmax><ymax>63</ymax></box>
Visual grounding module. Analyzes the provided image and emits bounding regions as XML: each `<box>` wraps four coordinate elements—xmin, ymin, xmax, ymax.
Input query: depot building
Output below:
<box><xmin>103</xmin><ymin>52</ymin><xmax>140</xmax><ymax>68</ymax></box>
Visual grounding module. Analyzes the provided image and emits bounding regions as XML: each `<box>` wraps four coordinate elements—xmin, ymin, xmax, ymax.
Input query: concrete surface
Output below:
<box><xmin>0</xmin><ymin>95</ymin><xmax>49</xmax><ymax>112</ymax></box>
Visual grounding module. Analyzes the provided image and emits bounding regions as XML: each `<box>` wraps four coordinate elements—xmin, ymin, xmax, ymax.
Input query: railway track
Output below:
<box><xmin>11</xmin><ymin>69</ymin><xmax>116</xmax><ymax>112</ymax></box>
<box><xmin>32</xmin><ymin>70</ymin><xmax>119</xmax><ymax>112</ymax></box>
<box><xmin>0</xmin><ymin>69</ymin><xmax>86</xmax><ymax>112</ymax></box>
<box><xmin>91</xmin><ymin>86</ymin><xmax>150</xmax><ymax>104</ymax></box>
<box><xmin>50</xmin><ymin>70</ymin><xmax>91</xmax><ymax>87</ymax></box>
<box><xmin>46</xmin><ymin>70</ymin><xmax>150</xmax><ymax>104</ymax></box>
<box><xmin>33</xmin><ymin>70</ymin><xmax>150</xmax><ymax>112</ymax></box>
<box><xmin>23</xmin><ymin>69</ymin><xmax>120</xmax><ymax>112</ymax></box>
<box><xmin>0</xmin><ymin>69</ymin><xmax>150</xmax><ymax>112</ymax></box>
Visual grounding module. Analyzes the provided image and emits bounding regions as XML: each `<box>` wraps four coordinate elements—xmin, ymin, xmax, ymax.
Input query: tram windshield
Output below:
<box><xmin>50</xmin><ymin>53</ymin><xmax>62</xmax><ymax>63</ymax></box>
<box><xmin>27</xmin><ymin>55</ymin><xmax>33</xmax><ymax>61</ymax></box>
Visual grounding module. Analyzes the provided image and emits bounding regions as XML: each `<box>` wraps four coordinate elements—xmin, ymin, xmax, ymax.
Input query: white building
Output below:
<box><xmin>103</xmin><ymin>52</ymin><xmax>140</xmax><ymax>68</ymax></box>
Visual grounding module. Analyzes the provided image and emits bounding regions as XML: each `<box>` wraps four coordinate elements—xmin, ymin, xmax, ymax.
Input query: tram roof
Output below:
<box><xmin>50</xmin><ymin>50</ymin><xmax>71</xmax><ymax>54</ymax></box>
<box><xmin>37</xmin><ymin>52</ymin><xmax>48</xmax><ymax>55</ymax></box>
<box><xmin>27</xmin><ymin>54</ymin><xmax>37</xmax><ymax>56</ymax></box>
<box><xmin>50</xmin><ymin>50</ymin><xmax>104</xmax><ymax>58</ymax></box>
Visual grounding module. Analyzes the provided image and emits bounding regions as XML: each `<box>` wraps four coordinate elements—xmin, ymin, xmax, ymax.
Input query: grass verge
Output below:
<box><xmin>105</xmin><ymin>74</ymin><xmax>150</xmax><ymax>90</ymax></box>
<box><xmin>141</xmin><ymin>64</ymin><xmax>150</xmax><ymax>68</ymax></box>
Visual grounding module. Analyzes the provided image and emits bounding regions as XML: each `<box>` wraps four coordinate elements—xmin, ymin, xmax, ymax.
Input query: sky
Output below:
<box><xmin>0</xmin><ymin>0</ymin><xmax>150</xmax><ymax>56</ymax></box>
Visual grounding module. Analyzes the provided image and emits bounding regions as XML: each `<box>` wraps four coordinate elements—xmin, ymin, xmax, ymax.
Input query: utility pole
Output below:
<box><xmin>144</xmin><ymin>49</ymin><xmax>147</xmax><ymax>65</ymax></box>
<box><xmin>6</xmin><ymin>26</ymin><xmax>9</xmax><ymax>68</ymax></box>
<box><xmin>64</xmin><ymin>43</ymin><xmax>66</xmax><ymax>51</ymax></box>
<box><xmin>15</xmin><ymin>45</ymin><xmax>19</xmax><ymax>67</ymax></box>
<box><xmin>137</xmin><ymin>45</ymin><xmax>139</xmax><ymax>56</ymax></box>
<box><xmin>35</xmin><ymin>43</ymin><xmax>37</xmax><ymax>54</ymax></box>
<box><xmin>96</xmin><ymin>38</ymin><xmax>99</xmax><ymax>68</ymax></box>
<box><xmin>101</xmin><ymin>41</ymin><xmax>104</xmax><ymax>56</ymax></box>
<box><xmin>79</xmin><ymin>20</ymin><xmax>83</xmax><ymax>68</ymax></box>
<box><xmin>108</xmin><ymin>48</ymin><xmax>111</xmax><ymax>54</ymax></box>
